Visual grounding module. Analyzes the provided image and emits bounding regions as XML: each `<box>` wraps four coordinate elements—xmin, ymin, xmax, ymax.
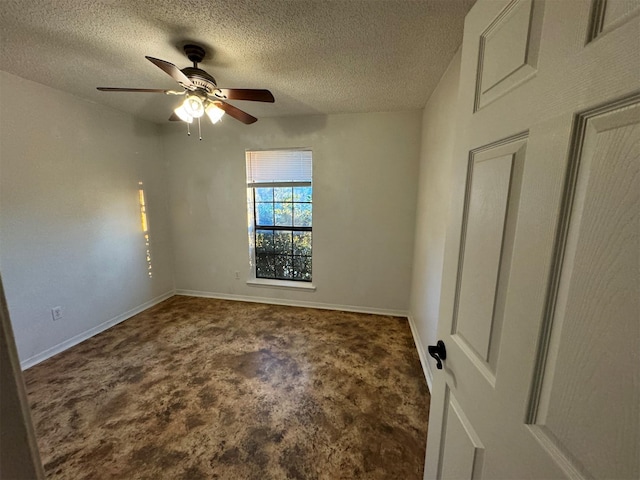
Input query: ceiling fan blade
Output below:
<box><xmin>216</xmin><ymin>101</ymin><xmax>258</xmax><ymax>124</ymax></box>
<box><xmin>97</xmin><ymin>87</ymin><xmax>172</xmax><ymax>93</ymax></box>
<box><xmin>145</xmin><ymin>56</ymin><xmax>193</xmax><ymax>87</ymax></box>
<box><xmin>216</xmin><ymin>89</ymin><xmax>275</xmax><ymax>103</ymax></box>
<box><xmin>169</xmin><ymin>112</ymin><xmax>182</xmax><ymax>122</ymax></box>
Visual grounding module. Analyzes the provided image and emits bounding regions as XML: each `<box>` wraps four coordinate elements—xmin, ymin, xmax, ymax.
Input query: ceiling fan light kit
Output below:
<box><xmin>96</xmin><ymin>44</ymin><xmax>274</xmax><ymax>139</ymax></box>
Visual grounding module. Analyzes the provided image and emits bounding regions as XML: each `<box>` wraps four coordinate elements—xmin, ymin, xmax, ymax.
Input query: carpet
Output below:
<box><xmin>23</xmin><ymin>295</ymin><xmax>430</xmax><ymax>479</ymax></box>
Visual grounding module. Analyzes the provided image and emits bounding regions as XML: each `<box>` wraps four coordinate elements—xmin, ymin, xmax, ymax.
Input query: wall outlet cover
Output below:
<box><xmin>51</xmin><ymin>306</ymin><xmax>63</xmax><ymax>321</ymax></box>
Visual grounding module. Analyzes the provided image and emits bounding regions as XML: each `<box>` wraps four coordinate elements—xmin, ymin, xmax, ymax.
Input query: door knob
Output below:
<box><xmin>428</xmin><ymin>340</ymin><xmax>447</xmax><ymax>370</ymax></box>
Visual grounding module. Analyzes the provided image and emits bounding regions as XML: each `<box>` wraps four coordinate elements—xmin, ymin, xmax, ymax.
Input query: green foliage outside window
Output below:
<box><xmin>254</xmin><ymin>186</ymin><xmax>312</xmax><ymax>281</ymax></box>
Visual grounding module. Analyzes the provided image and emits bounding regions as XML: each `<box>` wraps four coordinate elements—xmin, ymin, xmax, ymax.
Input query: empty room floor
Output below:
<box><xmin>23</xmin><ymin>295</ymin><xmax>430</xmax><ymax>479</ymax></box>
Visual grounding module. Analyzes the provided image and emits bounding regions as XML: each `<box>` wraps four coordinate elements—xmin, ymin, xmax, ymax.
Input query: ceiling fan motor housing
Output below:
<box><xmin>181</xmin><ymin>44</ymin><xmax>217</xmax><ymax>93</ymax></box>
<box><xmin>181</xmin><ymin>67</ymin><xmax>217</xmax><ymax>93</ymax></box>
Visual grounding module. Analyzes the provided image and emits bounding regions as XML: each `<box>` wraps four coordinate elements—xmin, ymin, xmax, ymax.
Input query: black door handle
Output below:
<box><xmin>428</xmin><ymin>340</ymin><xmax>447</xmax><ymax>370</ymax></box>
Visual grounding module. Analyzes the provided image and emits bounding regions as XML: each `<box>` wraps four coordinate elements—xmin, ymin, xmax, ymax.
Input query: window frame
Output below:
<box><xmin>245</xmin><ymin>150</ymin><xmax>314</xmax><ymax>289</ymax></box>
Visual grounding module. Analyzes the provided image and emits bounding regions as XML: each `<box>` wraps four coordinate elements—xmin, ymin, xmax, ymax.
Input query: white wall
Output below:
<box><xmin>163</xmin><ymin>111</ymin><xmax>422</xmax><ymax>313</ymax></box>
<box><xmin>0</xmin><ymin>71</ymin><xmax>175</xmax><ymax>366</ymax></box>
<box><xmin>409</xmin><ymin>50</ymin><xmax>462</xmax><ymax>386</ymax></box>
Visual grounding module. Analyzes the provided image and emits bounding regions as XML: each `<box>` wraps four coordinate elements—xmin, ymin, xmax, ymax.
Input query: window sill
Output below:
<box><xmin>246</xmin><ymin>279</ymin><xmax>316</xmax><ymax>291</ymax></box>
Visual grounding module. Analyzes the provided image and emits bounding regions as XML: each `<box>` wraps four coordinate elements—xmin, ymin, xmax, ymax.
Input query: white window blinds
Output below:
<box><xmin>246</xmin><ymin>150</ymin><xmax>312</xmax><ymax>185</ymax></box>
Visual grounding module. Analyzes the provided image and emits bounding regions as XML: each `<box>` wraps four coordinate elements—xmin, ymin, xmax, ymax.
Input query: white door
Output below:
<box><xmin>424</xmin><ymin>0</ymin><xmax>639</xmax><ymax>478</ymax></box>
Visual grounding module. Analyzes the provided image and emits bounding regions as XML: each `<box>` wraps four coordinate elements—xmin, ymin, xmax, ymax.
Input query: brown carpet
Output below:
<box><xmin>23</xmin><ymin>295</ymin><xmax>430</xmax><ymax>479</ymax></box>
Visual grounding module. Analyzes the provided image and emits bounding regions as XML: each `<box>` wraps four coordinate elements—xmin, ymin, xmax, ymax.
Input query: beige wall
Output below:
<box><xmin>409</xmin><ymin>50</ymin><xmax>462</xmax><ymax>385</ymax></box>
<box><xmin>163</xmin><ymin>111</ymin><xmax>422</xmax><ymax>313</ymax></box>
<box><xmin>0</xmin><ymin>70</ymin><xmax>426</xmax><ymax>366</ymax></box>
<box><xmin>0</xmin><ymin>71</ymin><xmax>175</xmax><ymax>366</ymax></box>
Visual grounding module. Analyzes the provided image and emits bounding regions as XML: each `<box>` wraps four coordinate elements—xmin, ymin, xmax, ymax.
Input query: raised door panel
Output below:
<box><xmin>454</xmin><ymin>154</ymin><xmax>512</xmax><ymax>361</ymax></box>
<box><xmin>453</xmin><ymin>135</ymin><xmax>526</xmax><ymax>382</ymax></box>
<box><xmin>529</xmin><ymin>97</ymin><xmax>640</xmax><ymax>479</ymax></box>
<box><xmin>440</xmin><ymin>387</ymin><xmax>484</xmax><ymax>479</ymax></box>
<box><xmin>588</xmin><ymin>0</ymin><xmax>640</xmax><ymax>41</ymax></box>
<box><xmin>474</xmin><ymin>0</ymin><xmax>545</xmax><ymax>111</ymax></box>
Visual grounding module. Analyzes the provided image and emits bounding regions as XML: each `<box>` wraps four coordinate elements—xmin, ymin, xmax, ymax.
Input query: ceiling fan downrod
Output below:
<box><xmin>184</xmin><ymin>44</ymin><xmax>206</xmax><ymax>68</ymax></box>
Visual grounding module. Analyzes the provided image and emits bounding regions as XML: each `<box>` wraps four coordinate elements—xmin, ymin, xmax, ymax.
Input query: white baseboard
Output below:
<box><xmin>175</xmin><ymin>289</ymin><xmax>409</xmax><ymax>318</ymax></box>
<box><xmin>407</xmin><ymin>314</ymin><xmax>433</xmax><ymax>392</ymax></box>
<box><xmin>20</xmin><ymin>290</ymin><xmax>175</xmax><ymax>370</ymax></box>
<box><xmin>20</xmin><ymin>288</ymin><xmax>415</xmax><ymax>372</ymax></box>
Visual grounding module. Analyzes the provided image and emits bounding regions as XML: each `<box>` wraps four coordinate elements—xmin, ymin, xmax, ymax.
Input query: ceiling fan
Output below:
<box><xmin>97</xmin><ymin>44</ymin><xmax>274</xmax><ymax>131</ymax></box>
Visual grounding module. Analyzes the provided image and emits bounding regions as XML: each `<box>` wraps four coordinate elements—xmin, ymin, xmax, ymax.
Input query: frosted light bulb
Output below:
<box><xmin>174</xmin><ymin>104</ymin><xmax>193</xmax><ymax>123</ymax></box>
<box><xmin>205</xmin><ymin>103</ymin><xmax>225</xmax><ymax>124</ymax></box>
<box><xmin>183</xmin><ymin>95</ymin><xmax>204</xmax><ymax>118</ymax></box>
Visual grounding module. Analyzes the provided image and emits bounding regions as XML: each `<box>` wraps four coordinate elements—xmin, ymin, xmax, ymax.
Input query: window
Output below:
<box><xmin>246</xmin><ymin>150</ymin><xmax>312</xmax><ymax>282</ymax></box>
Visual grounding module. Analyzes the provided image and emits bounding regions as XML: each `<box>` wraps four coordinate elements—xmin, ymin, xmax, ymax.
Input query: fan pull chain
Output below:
<box><xmin>187</xmin><ymin>122</ymin><xmax>191</xmax><ymax>136</ymax></box>
<box><xmin>198</xmin><ymin>117</ymin><xmax>202</xmax><ymax>141</ymax></box>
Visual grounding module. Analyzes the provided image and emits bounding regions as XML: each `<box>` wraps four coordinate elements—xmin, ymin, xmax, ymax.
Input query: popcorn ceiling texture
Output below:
<box><xmin>0</xmin><ymin>0</ymin><xmax>474</xmax><ymax>123</ymax></box>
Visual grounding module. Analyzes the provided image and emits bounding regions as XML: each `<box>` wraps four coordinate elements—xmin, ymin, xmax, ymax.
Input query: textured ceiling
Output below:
<box><xmin>0</xmin><ymin>0</ymin><xmax>474</xmax><ymax>124</ymax></box>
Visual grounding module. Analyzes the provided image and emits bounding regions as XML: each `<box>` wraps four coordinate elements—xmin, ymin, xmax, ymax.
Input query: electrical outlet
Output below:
<box><xmin>235</xmin><ymin>271</ymin><xmax>240</xmax><ymax>280</ymax></box>
<box><xmin>51</xmin><ymin>306</ymin><xmax>63</xmax><ymax>321</ymax></box>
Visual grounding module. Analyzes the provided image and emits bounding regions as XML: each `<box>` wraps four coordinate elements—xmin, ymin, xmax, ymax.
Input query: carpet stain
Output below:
<box><xmin>24</xmin><ymin>295</ymin><xmax>430</xmax><ymax>479</ymax></box>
